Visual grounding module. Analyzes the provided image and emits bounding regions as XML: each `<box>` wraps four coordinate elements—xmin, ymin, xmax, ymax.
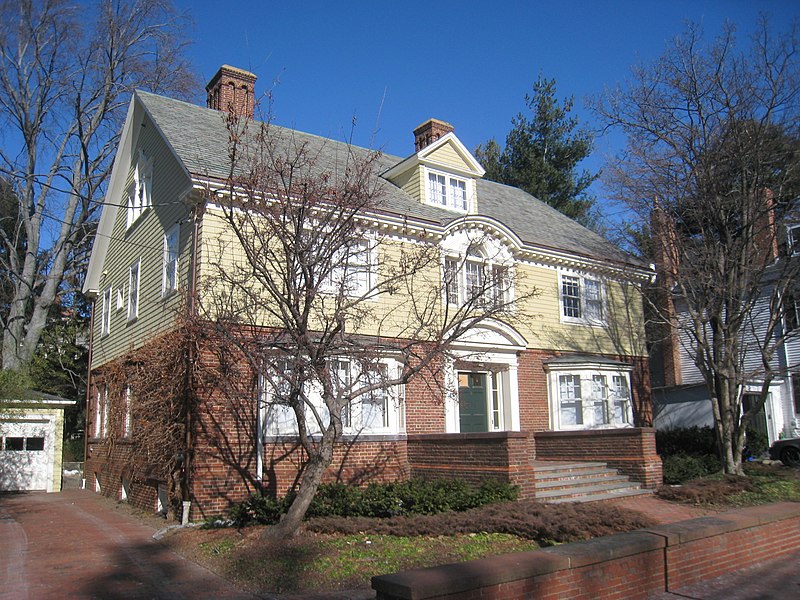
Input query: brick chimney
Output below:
<box><xmin>650</xmin><ymin>201</ymin><xmax>683</xmax><ymax>387</ymax></box>
<box><xmin>206</xmin><ymin>65</ymin><xmax>257</xmax><ymax>119</ymax></box>
<box><xmin>413</xmin><ymin>118</ymin><xmax>454</xmax><ymax>152</ymax></box>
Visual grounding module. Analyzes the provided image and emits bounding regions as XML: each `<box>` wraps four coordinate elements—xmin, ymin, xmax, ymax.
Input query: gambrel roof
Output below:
<box><xmin>134</xmin><ymin>91</ymin><xmax>643</xmax><ymax>269</ymax></box>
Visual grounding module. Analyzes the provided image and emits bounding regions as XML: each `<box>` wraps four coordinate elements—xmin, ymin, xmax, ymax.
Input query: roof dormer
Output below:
<box><xmin>383</xmin><ymin>118</ymin><xmax>486</xmax><ymax>214</ymax></box>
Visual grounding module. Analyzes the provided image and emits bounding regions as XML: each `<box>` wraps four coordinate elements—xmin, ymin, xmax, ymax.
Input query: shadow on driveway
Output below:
<box><xmin>0</xmin><ymin>489</ymin><xmax>257</xmax><ymax>600</ymax></box>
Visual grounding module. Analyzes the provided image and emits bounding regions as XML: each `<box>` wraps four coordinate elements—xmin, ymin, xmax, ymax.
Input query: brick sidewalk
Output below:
<box><xmin>0</xmin><ymin>489</ymin><xmax>258</xmax><ymax>600</ymax></box>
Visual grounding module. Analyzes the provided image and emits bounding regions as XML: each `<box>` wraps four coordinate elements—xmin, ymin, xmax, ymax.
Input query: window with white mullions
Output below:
<box><xmin>549</xmin><ymin>367</ymin><xmax>633</xmax><ymax>430</ymax></box>
<box><xmin>561</xmin><ymin>275</ymin><xmax>581</xmax><ymax>319</ymax></box>
<box><xmin>163</xmin><ymin>224</ymin><xmax>179</xmax><ymax>295</ymax></box>
<box><xmin>560</xmin><ymin>272</ymin><xmax>605</xmax><ymax>324</ymax></box>
<box><xmin>449</xmin><ymin>178</ymin><xmax>467</xmax><ymax>210</ymax></box>
<box><xmin>333</xmin><ymin>359</ymin><xmax>352</xmax><ymax>427</ymax></box>
<box><xmin>325</xmin><ymin>239</ymin><xmax>373</xmax><ymax>296</ymax></box>
<box><xmin>611</xmin><ymin>375</ymin><xmax>631</xmax><ymax>425</ymax></box>
<box><xmin>491</xmin><ymin>265</ymin><xmax>510</xmax><ymax>308</ymax></box>
<box><xmin>444</xmin><ymin>257</ymin><xmax>512</xmax><ymax>307</ymax></box>
<box><xmin>558</xmin><ymin>374</ymin><xmax>583</xmax><ymax>426</ymax></box>
<box><xmin>426</xmin><ymin>170</ymin><xmax>471</xmax><ymax>212</ymax></box>
<box><xmin>126</xmin><ymin>151</ymin><xmax>153</xmax><ymax>228</ymax></box>
<box><xmin>260</xmin><ymin>358</ymin><xmax>402</xmax><ymax>437</ymax></box>
<box><xmin>428</xmin><ymin>173</ymin><xmax>447</xmax><ymax>205</ymax></box>
<box><xmin>362</xmin><ymin>364</ymin><xmax>390</xmax><ymax>430</ymax></box>
<box><xmin>127</xmin><ymin>260</ymin><xmax>140</xmax><ymax>321</ymax></box>
<box><xmin>465</xmin><ymin>260</ymin><xmax>483</xmax><ymax>300</ymax></box>
<box><xmin>591</xmin><ymin>374</ymin><xmax>608</xmax><ymax>425</ymax></box>
<box><xmin>101</xmin><ymin>287</ymin><xmax>112</xmax><ymax>336</ymax></box>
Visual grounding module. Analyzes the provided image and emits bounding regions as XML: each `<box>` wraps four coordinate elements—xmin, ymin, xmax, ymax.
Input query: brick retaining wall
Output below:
<box><xmin>372</xmin><ymin>502</ymin><xmax>800</xmax><ymax>600</ymax></box>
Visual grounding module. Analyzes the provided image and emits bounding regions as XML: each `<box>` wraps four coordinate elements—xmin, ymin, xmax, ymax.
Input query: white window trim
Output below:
<box><xmin>101</xmin><ymin>288</ymin><xmax>112</xmax><ymax>337</ymax></box>
<box><xmin>424</xmin><ymin>167</ymin><xmax>472</xmax><ymax>213</ymax></box>
<box><xmin>162</xmin><ymin>224</ymin><xmax>180</xmax><ymax>297</ymax></box>
<box><xmin>123</xmin><ymin>385</ymin><xmax>132</xmax><ymax>437</ymax></box>
<box><xmin>442</xmin><ymin>254</ymin><xmax>513</xmax><ymax>308</ymax></box>
<box><xmin>546</xmin><ymin>364</ymin><xmax>633</xmax><ymax>431</ymax></box>
<box><xmin>788</xmin><ymin>224</ymin><xmax>800</xmax><ymax>256</ymax></box>
<box><xmin>322</xmin><ymin>238</ymin><xmax>376</xmax><ymax>298</ymax></box>
<box><xmin>258</xmin><ymin>358</ymin><xmax>404</xmax><ymax>441</ymax></box>
<box><xmin>127</xmin><ymin>259</ymin><xmax>140</xmax><ymax>322</ymax></box>
<box><xmin>558</xmin><ymin>270</ymin><xmax>606</xmax><ymax>326</ymax></box>
<box><xmin>126</xmin><ymin>151</ymin><xmax>153</xmax><ymax>229</ymax></box>
<box><xmin>95</xmin><ymin>385</ymin><xmax>109</xmax><ymax>438</ymax></box>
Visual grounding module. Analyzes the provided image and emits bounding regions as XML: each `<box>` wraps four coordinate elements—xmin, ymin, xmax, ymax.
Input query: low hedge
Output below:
<box><xmin>229</xmin><ymin>478</ymin><xmax>518</xmax><ymax>527</ymax></box>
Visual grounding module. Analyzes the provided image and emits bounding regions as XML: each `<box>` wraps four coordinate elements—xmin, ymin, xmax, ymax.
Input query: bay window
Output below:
<box><xmin>547</xmin><ymin>361</ymin><xmax>633</xmax><ymax>430</ymax></box>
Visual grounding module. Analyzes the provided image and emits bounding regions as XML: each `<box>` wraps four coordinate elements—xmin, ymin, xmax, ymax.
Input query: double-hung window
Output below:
<box><xmin>427</xmin><ymin>170</ymin><xmax>470</xmax><ymax>212</ymax></box>
<box><xmin>464</xmin><ymin>260</ymin><xmax>483</xmax><ymax>301</ymax></box>
<box><xmin>127</xmin><ymin>260</ymin><xmax>140</xmax><ymax>321</ymax></box>
<box><xmin>95</xmin><ymin>385</ymin><xmax>109</xmax><ymax>438</ymax></box>
<box><xmin>163</xmin><ymin>225</ymin><xmax>179</xmax><ymax>295</ymax></box>
<box><xmin>326</xmin><ymin>239</ymin><xmax>373</xmax><ymax>296</ymax></box>
<box><xmin>123</xmin><ymin>386</ymin><xmax>133</xmax><ymax>437</ymax></box>
<box><xmin>560</xmin><ymin>272</ymin><xmax>604</xmax><ymax>324</ymax></box>
<box><xmin>126</xmin><ymin>152</ymin><xmax>153</xmax><ymax>228</ymax></box>
<box><xmin>333</xmin><ymin>359</ymin><xmax>352</xmax><ymax>427</ymax></box>
<box><xmin>101</xmin><ymin>288</ymin><xmax>112</xmax><ymax>336</ymax></box>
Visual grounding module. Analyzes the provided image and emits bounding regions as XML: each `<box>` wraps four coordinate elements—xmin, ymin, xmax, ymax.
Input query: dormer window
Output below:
<box><xmin>426</xmin><ymin>169</ymin><xmax>470</xmax><ymax>212</ymax></box>
<box><xmin>126</xmin><ymin>151</ymin><xmax>153</xmax><ymax>229</ymax></box>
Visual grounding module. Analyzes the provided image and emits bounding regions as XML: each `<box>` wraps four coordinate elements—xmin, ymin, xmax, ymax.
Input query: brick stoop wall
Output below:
<box><xmin>407</xmin><ymin>432</ymin><xmax>536</xmax><ymax>498</ymax></box>
<box><xmin>535</xmin><ymin>428</ymin><xmax>663</xmax><ymax>488</ymax></box>
<box><xmin>371</xmin><ymin>502</ymin><xmax>800</xmax><ymax>600</ymax></box>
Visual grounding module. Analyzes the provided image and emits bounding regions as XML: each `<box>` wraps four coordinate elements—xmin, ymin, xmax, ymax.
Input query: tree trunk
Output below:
<box><xmin>264</xmin><ymin>428</ymin><xmax>336</xmax><ymax>540</ymax></box>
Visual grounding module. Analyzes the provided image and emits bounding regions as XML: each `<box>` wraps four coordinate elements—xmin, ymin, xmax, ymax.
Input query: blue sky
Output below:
<box><xmin>175</xmin><ymin>0</ymin><xmax>798</xmax><ymax>217</ymax></box>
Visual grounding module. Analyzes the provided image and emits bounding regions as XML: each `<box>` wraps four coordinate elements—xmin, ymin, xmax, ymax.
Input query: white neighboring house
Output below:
<box><xmin>0</xmin><ymin>393</ymin><xmax>74</xmax><ymax>492</ymax></box>
<box><xmin>652</xmin><ymin>220</ymin><xmax>800</xmax><ymax>444</ymax></box>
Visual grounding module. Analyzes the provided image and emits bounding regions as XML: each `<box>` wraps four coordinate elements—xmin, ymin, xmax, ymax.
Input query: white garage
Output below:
<box><xmin>0</xmin><ymin>395</ymin><xmax>74</xmax><ymax>492</ymax></box>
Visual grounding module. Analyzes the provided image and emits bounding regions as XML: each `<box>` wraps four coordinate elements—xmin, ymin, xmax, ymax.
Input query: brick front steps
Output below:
<box><xmin>372</xmin><ymin>502</ymin><xmax>800</xmax><ymax>600</ymax></box>
<box><xmin>534</xmin><ymin>460</ymin><xmax>652</xmax><ymax>503</ymax></box>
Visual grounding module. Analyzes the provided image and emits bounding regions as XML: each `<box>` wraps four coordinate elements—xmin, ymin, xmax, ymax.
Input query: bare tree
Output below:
<box><xmin>0</xmin><ymin>0</ymin><xmax>194</xmax><ymax>371</ymax></box>
<box><xmin>197</xmin><ymin>116</ymin><xmax>536</xmax><ymax>538</ymax></box>
<box><xmin>595</xmin><ymin>17</ymin><xmax>800</xmax><ymax>474</ymax></box>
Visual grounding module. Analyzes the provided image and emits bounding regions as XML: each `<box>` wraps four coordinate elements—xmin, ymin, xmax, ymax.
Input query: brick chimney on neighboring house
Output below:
<box><xmin>413</xmin><ymin>118</ymin><xmax>454</xmax><ymax>152</ymax></box>
<box><xmin>206</xmin><ymin>65</ymin><xmax>257</xmax><ymax>119</ymax></box>
<box><xmin>754</xmin><ymin>188</ymin><xmax>780</xmax><ymax>264</ymax></box>
<box><xmin>650</xmin><ymin>201</ymin><xmax>683</xmax><ymax>388</ymax></box>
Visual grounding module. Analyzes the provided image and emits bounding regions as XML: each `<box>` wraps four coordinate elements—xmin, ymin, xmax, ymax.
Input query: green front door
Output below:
<box><xmin>458</xmin><ymin>372</ymin><xmax>489</xmax><ymax>432</ymax></box>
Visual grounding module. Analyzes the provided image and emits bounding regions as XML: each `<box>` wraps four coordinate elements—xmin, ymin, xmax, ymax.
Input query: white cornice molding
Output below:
<box><xmin>195</xmin><ymin>175</ymin><xmax>652</xmax><ymax>281</ymax></box>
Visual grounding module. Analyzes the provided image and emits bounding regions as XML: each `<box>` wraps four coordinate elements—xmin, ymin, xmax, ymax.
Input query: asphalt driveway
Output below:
<box><xmin>0</xmin><ymin>488</ymin><xmax>257</xmax><ymax>600</ymax></box>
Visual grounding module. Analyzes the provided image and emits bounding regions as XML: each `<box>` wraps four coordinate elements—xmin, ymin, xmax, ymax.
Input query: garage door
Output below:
<box><xmin>0</xmin><ymin>418</ymin><xmax>53</xmax><ymax>491</ymax></box>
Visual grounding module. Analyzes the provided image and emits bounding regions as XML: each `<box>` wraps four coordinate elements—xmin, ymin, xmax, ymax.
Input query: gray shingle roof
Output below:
<box><xmin>137</xmin><ymin>90</ymin><xmax>641</xmax><ymax>268</ymax></box>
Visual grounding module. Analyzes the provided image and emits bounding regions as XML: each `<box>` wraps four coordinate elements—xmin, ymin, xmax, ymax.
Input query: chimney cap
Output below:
<box><xmin>205</xmin><ymin>65</ymin><xmax>257</xmax><ymax>92</ymax></box>
<box><xmin>413</xmin><ymin>118</ymin><xmax>455</xmax><ymax>152</ymax></box>
<box><xmin>413</xmin><ymin>118</ymin><xmax>454</xmax><ymax>136</ymax></box>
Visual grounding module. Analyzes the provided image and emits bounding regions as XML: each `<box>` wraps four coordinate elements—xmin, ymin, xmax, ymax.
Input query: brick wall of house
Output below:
<box><xmin>403</xmin><ymin>357</ymin><xmax>447</xmax><ymax>434</ymax></box>
<box><xmin>85</xmin><ymin>440</ymin><xmax>161</xmax><ymax>513</ymax></box>
<box><xmin>86</xmin><ymin>332</ymin><xmax>656</xmax><ymax>520</ymax></box>
<box><xmin>262</xmin><ymin>437</ymin><xmax>411</xmax><ymax>496</ymax></box>
<box><xmin>534</xmin><ymin>428</ymin><xmax>663</xmax><ymax>488</ymax></box>
<box><xmin>406</xmin><ymin>432</ymin><xmax>536</xmax><ymax>498</ymax></box>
